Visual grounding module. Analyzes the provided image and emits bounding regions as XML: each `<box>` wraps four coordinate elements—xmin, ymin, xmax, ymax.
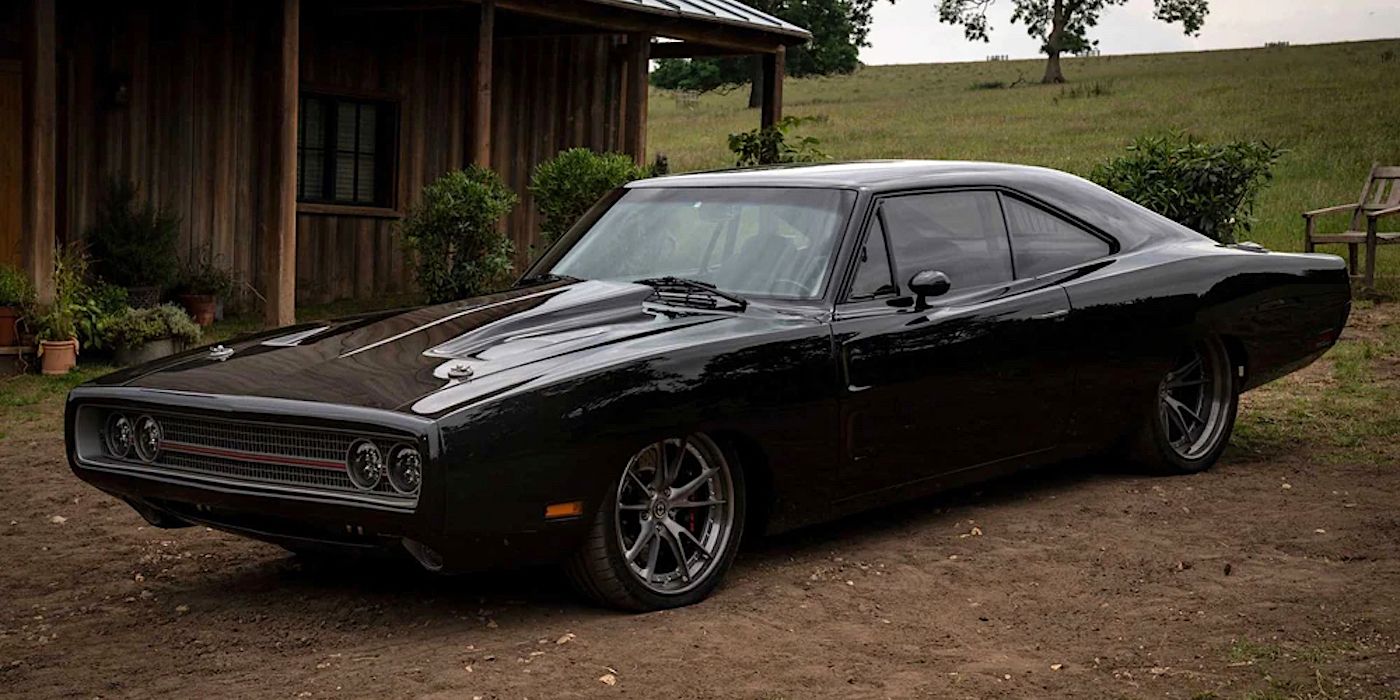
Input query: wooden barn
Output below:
<box><xmin>0</xmin><ymin>0</ymin><xmax>808</xmax><ymax>324</ymax></box>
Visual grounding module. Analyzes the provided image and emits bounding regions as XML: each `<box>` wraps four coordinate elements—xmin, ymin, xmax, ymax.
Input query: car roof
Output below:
<box><xmin>629</xmin><ymin>159</ymin><xmax>1205</xmax><ymax>252</ymax></box>
<box><xmin>629</xmin><ymin>160</ymin><xmax>1068</xmax><ymax>190</ymax></box>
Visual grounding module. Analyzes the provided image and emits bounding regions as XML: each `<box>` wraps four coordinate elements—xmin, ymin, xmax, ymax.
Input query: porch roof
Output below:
<box><xmin>583</xmin><ymin>0</ymin><xmax>810</xmax><ymax>41</ymax></box>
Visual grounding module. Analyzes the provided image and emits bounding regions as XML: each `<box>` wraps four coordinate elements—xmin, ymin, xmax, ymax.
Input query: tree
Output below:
<box><xmin>936</xmin><ymin>0</ymin><xmax>1208</xmax><ymax>83</ymax></box>
<box><xmin>650</xmin><ymin>0</ymin><xmax>888</xmax><ymax>107</ymax></box>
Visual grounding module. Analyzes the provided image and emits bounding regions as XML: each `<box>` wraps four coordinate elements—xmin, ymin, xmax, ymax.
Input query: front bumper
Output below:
<box><xmin>66</xmin><ymin>387</ymin><xmax>587</xmax><ymax>573</ymax></box>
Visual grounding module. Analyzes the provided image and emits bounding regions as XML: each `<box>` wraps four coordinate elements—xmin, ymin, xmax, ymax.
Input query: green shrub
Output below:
<box><xmin>531</xmin><ymin>148</ymin><xmax>649</xmax><ymax>248</ymax></box>
<box><xmin>1091</xmin><ymin>133</ymin><xmax>1285</xmax><ymax>244</ymax></box>
<box><xmin>399</xmin><ymin>167</ymin><xmax>518</xmax><ymax>304</ymax></box>
<box><xmin>173</xmin><ymin>250</ymin><xmax>236</xmax><ymax>298</ymax></box>
<box><xmin>728</xmin><ymin>116</ymin><xmax>828</xmax><ymax>167</ymax></box>
<box><xmin>85</xmin><ymin>180</ymin><xmax>181</xmax><ymax>289</ymax></box>
<box><xmin>100</xmin><ymin>304</ymin><xmax>202</xmax><ymax>350</ymax></box>
<box><xmin>31</xmin><ymin>305</ymin><xmax>77</xmax><ymax>343</ymax></box>
<box><xmin>0</xmin><ymin>265</ymin><xmax>33</xmax><ymax>308</ymax></box>
<box><xmin>46</xmin><ymin>246</ymin><xmax>128</xmax><ymax>351</ymax></box>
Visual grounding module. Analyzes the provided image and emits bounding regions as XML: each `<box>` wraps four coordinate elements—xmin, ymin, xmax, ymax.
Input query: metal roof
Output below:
<box><xmin>584</xmin><ymin>0</ymin><xmax>811</xmax><ymax>41</ymax></box>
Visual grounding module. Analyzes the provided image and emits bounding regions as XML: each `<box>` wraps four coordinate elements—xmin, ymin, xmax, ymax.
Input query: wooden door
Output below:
<box><xmin>0</xmin><ymin>60</ymin><xmax>21</xmax><ymax>269</ymax></box>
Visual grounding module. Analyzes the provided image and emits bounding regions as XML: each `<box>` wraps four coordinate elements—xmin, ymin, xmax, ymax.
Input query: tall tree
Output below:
<box><xmin>936</xmin><ymin>0</ymin><xmax>1208</xmax><ymax>83</ymax></box>
<box><xmin>650</xmin><ymin>0</ymin><xmax>887</xmax><ymax>107</ymax></box>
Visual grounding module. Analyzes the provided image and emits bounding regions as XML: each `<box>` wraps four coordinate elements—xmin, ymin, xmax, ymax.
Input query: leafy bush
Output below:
<box><xmin>399</xmin><ymin>167</ymin><xmax>518</xmax><ymax>304</ymax></box>
<box><xmin>0</xmin><ymin>265</ymin><xmax>33</xmax><ymax>308</ymax></box>
<box><xmin>173</xmin><ymin>250</ymin><xmax>235</xmax><ymax>297</ymax></box>
<box><xmin>85</xmin><ymin>180</ymin><xmax>181</xmax><ymax>289</ymax></box>
<box><xmin>49</xmin><ymin>246</ymin><xmax>128</xmax><ymax>350</ymax></box>
<box><xmin>728</xmin><ymin>116</ymin><xmax>828</xmax><ymax>167</ymax></box>
<box><xmin>100</xmin><ymin>304</ymin><xmax>202</xmax><ymax>350</ymax></box>
<box><xmin>530</xmin><ymin>149</ymin><xmax>649</xmax><ymax>248</ymax></box>
<box><xmin>1091</xmin><ymin>133</ymin><xmax>1285</xmax><ymax>243</ymax></box>
<box><xmin>30</xmin><ymin>304</ymin><xmax>77</xmax><ymax>343</ymax></box>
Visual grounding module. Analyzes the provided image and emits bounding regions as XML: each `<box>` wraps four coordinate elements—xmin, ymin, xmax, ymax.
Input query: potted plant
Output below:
<box><xmin>102</xmin><ymin>304</ymin><xmax>202</xmax><ymax>366</ymax></box>
<box><xmin>0</xmin><ymin>264</ymin><xmax>34</xmax><ymax>347</ymax></box>
<box><xmin>32</xmin><ymin>303</ymin><xmax>79</xmax><ymax>375</ymax></box>
<box><xmin>85</xmin><ymin>180</ymin><xmax>180</xmax><ymax>307</ymax></box>
<box><xmin>172</xmin><ymin>252</ymin><xmax>234</xmax><ymax>326</ymax></box>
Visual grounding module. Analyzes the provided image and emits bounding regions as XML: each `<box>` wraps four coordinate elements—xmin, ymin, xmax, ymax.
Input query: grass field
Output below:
<box><xmin>648</xmin><ymin>39</ymin><xmax>1400</xmax><ymax>292</ymax></box>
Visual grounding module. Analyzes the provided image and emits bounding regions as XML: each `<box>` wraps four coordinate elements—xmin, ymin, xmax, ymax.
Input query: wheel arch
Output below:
<box><xmin>709</xmin><ymin>429</ymin><xmax>774</xmax><ymax>540</ymax></box>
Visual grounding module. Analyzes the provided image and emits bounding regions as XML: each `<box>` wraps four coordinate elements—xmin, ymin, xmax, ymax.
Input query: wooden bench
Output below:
<box><xmin>1303</xmin><ymin>164</ymin><xmax>1400</xmax><ymax>288</ymax></box>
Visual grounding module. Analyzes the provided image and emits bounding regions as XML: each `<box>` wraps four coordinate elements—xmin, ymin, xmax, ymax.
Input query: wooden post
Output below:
<box><xmin>471</xmin><ymin>0</ymin><xmax>494</xmax><ymax>167</ymax></box>
<box><xmin>623</xmin><ymin>33</ymin><xmax>649</xmax><ymax>166</ymax></box>
<box><xmin>266</xmin><ymin>0</ymin><xmax>299</xmax><ymax>327</ymax></box>
<box><xmin>21</xmin><ymin>0</ymin><xmax>56</xmax><ymax>305</ymax></box>
<box><xmin>760</xmin><ymin>46</ymin><xmax>784</xmax><ymax>129</ymax></box>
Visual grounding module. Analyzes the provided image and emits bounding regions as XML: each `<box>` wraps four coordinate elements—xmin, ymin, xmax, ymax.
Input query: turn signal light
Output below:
<box><xmin>545</xmin><ymin>501</ymin><xmax>584</xmax><ymax>519</ymax></box>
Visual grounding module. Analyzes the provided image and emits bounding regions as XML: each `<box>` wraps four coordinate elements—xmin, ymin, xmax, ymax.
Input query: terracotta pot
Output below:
<box><xmin>179</xmin><ymin>294</ymin><xmax>217</xmax><ymax>327</ymax></box>
<box><xmin>39</xmin><ymin>338</ymin><xmax>79</xmax><ymax>375</ymax></box>
<box><xmin>0</xmin><ymin>306</ymin><xmax>18</xmax><ymax>347</ymax></box>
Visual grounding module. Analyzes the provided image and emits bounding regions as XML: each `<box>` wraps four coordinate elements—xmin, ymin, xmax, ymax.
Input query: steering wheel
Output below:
<box><xmin>770</xmin><ymin>277</ymin><xmax>814</xmax><ymax>298</ymax></box>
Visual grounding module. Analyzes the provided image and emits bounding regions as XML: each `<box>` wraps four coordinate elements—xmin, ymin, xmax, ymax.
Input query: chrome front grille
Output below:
<box><xmin>76</xmin><ymin>406</ymin><xmax>420</xmax><ymax>507</ymax></box>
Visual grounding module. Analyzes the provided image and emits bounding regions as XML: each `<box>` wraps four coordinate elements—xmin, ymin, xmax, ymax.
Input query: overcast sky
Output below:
<box><xmin>861</xmin><ymin>0</ymin><xmax>1400</xmax><ymax>65</ymax></box>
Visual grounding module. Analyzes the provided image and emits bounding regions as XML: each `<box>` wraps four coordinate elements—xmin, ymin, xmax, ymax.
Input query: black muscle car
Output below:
<box><xmin>66</xmin><ymin>161</ymin><xmax>1351</xmax><ymax>611</ymax></box>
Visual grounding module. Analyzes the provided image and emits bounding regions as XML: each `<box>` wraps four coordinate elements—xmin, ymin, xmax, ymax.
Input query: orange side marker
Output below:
<box><xmin>545</xmin><ymin>501</ymin><xmax>584</xmax><ymax>519</ymax></box>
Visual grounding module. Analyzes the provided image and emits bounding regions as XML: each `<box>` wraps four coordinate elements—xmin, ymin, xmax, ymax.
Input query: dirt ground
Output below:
<box><xmin>2</xmin><ymin>307</ymin><xmax>1398</xmax><ymax>700</ymax></box>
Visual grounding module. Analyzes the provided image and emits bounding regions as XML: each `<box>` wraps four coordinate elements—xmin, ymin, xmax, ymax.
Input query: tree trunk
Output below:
<box><xmin>1042</xmin><ymin>49</ymin><xmax>1065</xmax><ymax>83</ymax></box>
<box><xmin>1041</xmin><ymin>0</ymin><xmax>1067</xmax><ymax>84</ymax></box>
<box><xmin>748</xmin><ymin>56</ymin><xmax>763</xmax><ymax>109</ymax></box>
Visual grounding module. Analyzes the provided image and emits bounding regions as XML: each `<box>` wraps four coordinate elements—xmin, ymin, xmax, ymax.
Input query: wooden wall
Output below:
<box><xmin>56</xmin><ymin>0</ymin><xmax>633</xmax><ymax>308</ymax></box>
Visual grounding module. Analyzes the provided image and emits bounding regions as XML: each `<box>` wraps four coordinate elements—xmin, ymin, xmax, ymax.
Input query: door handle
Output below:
<box><xmin>1032</xmin><ymin>309</ymin><xmax>1069</xmax><ymax>321</ymax></box>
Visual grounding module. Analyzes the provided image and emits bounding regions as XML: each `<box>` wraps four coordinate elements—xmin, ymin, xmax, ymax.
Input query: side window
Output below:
<box><xmin>847</xmin><ymin>215</ymin><xmax>895</xmax><ymax>300</ymax></box>
<box><xmin>880</xmin><ymin>192</ymin><xmax>1012</xmax><ymax>291</ymax></box>
<box><xmin>1001</xmin><ymin>195</ymin><xmax>1111</xmax><ymax>278</ymax></box>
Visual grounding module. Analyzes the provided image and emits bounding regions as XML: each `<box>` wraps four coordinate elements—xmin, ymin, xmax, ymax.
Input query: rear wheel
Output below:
<box><xmin>1129</xmin><ymin>336</ymin><xmax>1238</xmax><ymax>474</ymax></box>
<box><xmin>566</xmin><ymin>434</ymin><xmax>746</xmax><ymax>611</ymax></box>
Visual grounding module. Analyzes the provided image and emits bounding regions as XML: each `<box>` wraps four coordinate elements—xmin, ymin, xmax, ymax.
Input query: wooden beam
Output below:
<box><xmin>21</xmin><ymin>0</ymin><xmax>55</xmax><ymax>305</ymax></box>
<box><xmin>760</xmin><ymin>46</ymin><xmax>784</xmax><ymax>129</ymax></box>
<box><xmin>648</xmin><ymin>41</ymin><xmax>754</xmax><ymax>59</ymax></box>
<box><xmin>266</xmin><ymin>0</ymin><xmax>299</xmax><ymax>327</ymax></box>
<box><xmin>471</xmin><ymin>0</ymin><xmax>494</xmax><ymax>167</ymax></box>
<box><xmin>623</xmin><ymin>32</ymin><xmax>650</xmax><ymax>166</ymax></box>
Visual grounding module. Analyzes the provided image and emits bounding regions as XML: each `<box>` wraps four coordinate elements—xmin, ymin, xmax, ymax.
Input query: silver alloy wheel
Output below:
<box><xmin>614</xmin><ymin>435</ymin><xmax>736</xmax><ymax>595</ymax></box>
<box><xmin>1158</xmin><ymin>338</ymin><xmax>1232</xmax><ymax>460</ymax></box>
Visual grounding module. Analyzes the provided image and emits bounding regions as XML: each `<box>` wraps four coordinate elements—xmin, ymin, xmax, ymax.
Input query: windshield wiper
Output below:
<box><xmin>633</xmin><ymin>276</ymin><xmax>748</xmax><ymax>312</ymax></box>
<box><xmin>516</xmin><ymin>272</ymin><xmax>577</xmax><ymax>287</ymax></box>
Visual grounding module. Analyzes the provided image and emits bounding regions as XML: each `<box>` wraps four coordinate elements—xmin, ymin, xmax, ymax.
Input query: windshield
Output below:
<box><xmin>548</xmin><ymin>187</ymin><xmax>855</xmax><ymax>300</ymax></box>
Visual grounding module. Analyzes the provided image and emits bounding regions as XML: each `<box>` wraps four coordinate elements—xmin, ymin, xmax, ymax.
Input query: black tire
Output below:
<box><xmin>565</xmin><ymin>434</ymin><xmax>747</xmax><ymax>612</ymax></box>
<box><xmin>1129</xmin><ymin>335</ymin><xmax>1239</xmax><ymax>474</ymax></box>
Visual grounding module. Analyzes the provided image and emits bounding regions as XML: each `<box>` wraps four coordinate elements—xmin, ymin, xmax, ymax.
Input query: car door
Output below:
<box><xmin>834</xmin><ymin>190</ymin><xmax>1078</xmax><ymax>498</ymax></box>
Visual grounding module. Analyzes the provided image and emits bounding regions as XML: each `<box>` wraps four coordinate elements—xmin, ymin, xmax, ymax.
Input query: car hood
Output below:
<box><xmin>96</xmin><ymin>280</ymin><xmax>820</xmax><ymax>416</ymax></box>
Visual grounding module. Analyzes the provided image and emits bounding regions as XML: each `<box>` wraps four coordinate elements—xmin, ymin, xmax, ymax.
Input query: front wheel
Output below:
<box><xmin>1129</xmin><ymin>336</ymin><xmax>1239</xmax><ymax>474</ymax></box>
<box><xmin>565</xmin><ymin>434</ymin><xmax>746</xmax><ymax>611</ymax></box>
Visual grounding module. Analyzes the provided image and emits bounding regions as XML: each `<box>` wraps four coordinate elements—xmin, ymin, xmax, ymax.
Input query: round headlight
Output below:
<box><xmin>387</xmin><ymin>445</ymin><xmax>422</xmax><ymax>494</ymax></box>
<box><xmin>346</xmin><ymin>439</ymin><xmax>384</xmax><ymax>490</ymax></box>
<box><xmin>104</xmin><ymin>413</ymin><xmax>135</xmax><ymax>459</ymax></box>
<box><xmin>134</xmin><ymin>415</ymin><xmax>163</xmax><ymax>463</ymax></box>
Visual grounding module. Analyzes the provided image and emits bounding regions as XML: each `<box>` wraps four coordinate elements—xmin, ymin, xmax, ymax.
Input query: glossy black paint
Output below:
<box><xmin>65</xmin><ymin>161</ymin><xmax>1351</xmax><ymax>573</ymax></box>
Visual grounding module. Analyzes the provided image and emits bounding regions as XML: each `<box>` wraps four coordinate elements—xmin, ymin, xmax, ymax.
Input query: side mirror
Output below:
<box><xmin>908</xmin><ymin>270</ymin><xmax>951</xmax><ymax>310</ymax></box>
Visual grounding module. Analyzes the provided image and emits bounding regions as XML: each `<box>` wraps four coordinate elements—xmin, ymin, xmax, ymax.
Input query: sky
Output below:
<box><xmin>861</xmin><ymin>0</ymin><xmax>1400</xmax><ymax>65</ymax></box>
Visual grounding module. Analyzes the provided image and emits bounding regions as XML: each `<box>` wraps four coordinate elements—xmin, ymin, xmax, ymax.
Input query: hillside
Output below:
<box><xmin>649</xmin><ymin>39</ymin><xmax>1400</xmax><ymax>290</ymax></box>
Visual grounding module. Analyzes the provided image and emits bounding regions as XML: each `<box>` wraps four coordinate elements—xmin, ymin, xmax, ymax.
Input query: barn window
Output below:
<box><xmin>297</xmin><ymin>95</ymin><xmax>396</xmax><ymax>207</ymax></box>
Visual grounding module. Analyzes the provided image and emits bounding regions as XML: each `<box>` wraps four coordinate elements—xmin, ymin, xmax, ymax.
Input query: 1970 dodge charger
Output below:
<box><xmin>66</xmin><ymin>161</ymin><xmax>1350</xmax><ymax>610</ymax></box>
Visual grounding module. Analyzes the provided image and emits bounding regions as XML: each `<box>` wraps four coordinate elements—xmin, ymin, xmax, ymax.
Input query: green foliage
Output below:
<box><xmin>44</xmin><ymin>247</ymin><xmax>129</xmax><ymax>350</ymax></box>
<box><xmin>530</xmin><ymin>149</ymin><xmax>649</xmax><ymax>248</ymax></box>
<box><xmin>100</xmin><ymin>304</ymin><xmax>202</xmax><ymax>350</ymax></box>
<box><xmin>399</xmin><ymin>167</ymin><xmax>518</xmax><ymax>304</ymax></box>
<box><xmin>30</xmin><ymin>305</ymin><xmax>77</xmax><ymax>343</ymax></box>
<box><xmin>1091</xmin><ymin>133</ymin><xmax>1285</xmax><ymax>244</ymax></box>
<box><xmin>936</xmin><ymin>0</ymin><xmax>1209</xmax><ymax>81</ymax></box>
<box><xmin>728</xmin><ymin>116</ymin><xmax>829</xmax><ymax>167</ymax></box>
<box><xmin>649</xmin><ymin>0</ymin><xmax>887</xmax><ymax>94</ymax></box>
<box><xmin>85</xmin><ymin>180</ymin><xmax>182</xmax><ymax>290</ymax></box>
<box><xmin>173</xmin><ymin>250</ymin><xmax>236</xmax><ymax>298</ymax></box>
<box><xmin>0</xmin><ymin>265</ymin><xmax>34</xmax><ymax>308</ymax></box>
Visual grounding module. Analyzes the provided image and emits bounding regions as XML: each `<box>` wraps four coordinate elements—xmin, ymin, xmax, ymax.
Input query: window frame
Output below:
<box><xmin>837</xmin><ymin>186</ymin><xmax>1120</xmax><ymax>304</ymax></box>
<box><xmin>296</xmin><ymin>91</ymin><xmax>401</xmax><ymax>212</ymax></box>
<box><xmin>995</xmin><ymin>191</ymin><xmax>1118</xmax><ymax>279</ymax></box>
